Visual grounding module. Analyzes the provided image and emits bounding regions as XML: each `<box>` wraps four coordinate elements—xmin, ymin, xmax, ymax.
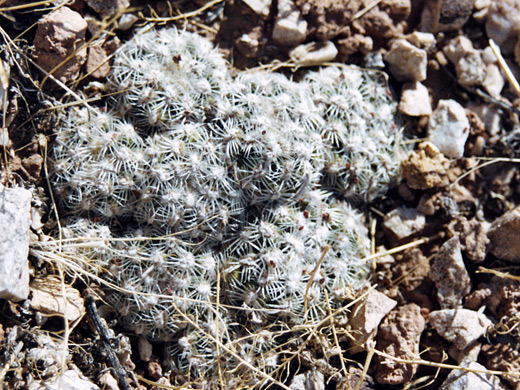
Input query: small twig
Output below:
<box><xmin>361</xmin><ymin>237</ymin><xmax>429</xmax><ymax>263</ymax></box>
<box><xmin>0</xmin><ymin>0</ymin><xmax>55</xmax><ymax>12</ymax></box>
<box><xmin>477</xmin><ymin>266</ymin><xmax>520</xmax><ymax>282</ymax></box>
<box><xmin>451</xmin><ymin>157</ymin><xmax>520</xmax><ymax>187</ymax></box>
<box><xmin>85</xmin><ymin>295</ymin><xmax>131</xmax><ymax>390</ymax></box>
<box><xmin>489</xmin><ymin>39</ymin><xmax>520</xmax><ymax>98</ymax></box>
<box><xmin>353</xmin><ymin>0</ymin><xmax>382</xmax><ymax>20</ymax></box>
<box><xmin>356</xmin><ymin>339</ymin><xmax>375</xmax><ymax>390</ymax></box>
<box><xmin>441</xmin><ymin>66</ymin><xmax>520</xmax><ymax>117</ymax></box>
<box><xmin>372</xmin><ymin>348</ymin><xmax>520</xmax><ymax>377</ymax></box>
<box><xmin>139</xmin><ymin>0</ymin><xmax>223</xmax><ymax>23</ymax></box>
<box><xmin>303</xmin><ymin>245</ymin><xmax>330</xmax><ymax>319</ymax></box>
<box><xmin>324</xmin><ymin>290</ymin><xmax>347</xmax><ymax>378</ymax></box>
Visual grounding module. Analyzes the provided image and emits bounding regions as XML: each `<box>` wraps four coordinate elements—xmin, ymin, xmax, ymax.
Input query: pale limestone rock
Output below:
<box><xmin>0</xmin><ymin>128</ymin><xmax>10</xmax><ymax>148</ymax></box>
<box><xmin>242</xmin><ymin>0</ymin><xmax>272</xmax><ymax>17</ymax></box>
<box><xmin>440</xmin><ymin>361</ymin><xmax>506</xmax><ymax>390</ymax></box>
<box><xmin>406</xmin><ymin>31</ymin><xmax>436</xmax><ymax>51</ymax></box>
<box><xmin>86</xmin><ymin>42</ymin><xmax>110</xmax><ymax>79</ymax></box>
<box><xmin>236</xmin><ymin>32</ymin><xmax>261</xmax><ymax>58</ymax></box>
<box><xmin>117</xmin><ymin>13</ymin><xmax>138</xmax><ymax>31</ymax></box>
<box><xmin>482</xmin><ymin>45</ymin><xmax>498</xmax><ymax>64</ymax></box>
<box><xmin>383</xmin><ymin>206</ymin><xmax>426</xmax><ymax>240</ymax></box>
<box><xmin>486</xmin><ymin>0</ymin><xmax>520</xmax><ymax>54</ymax></box>
<box><xmin>398</xmin><ymin>81</ymin><xmax>432</xmax><ymax>116</ymax></box>
<box><xmin>384</xmin><ymin>39</ymin><xmax>427</xmax><ymax>81</ymax></box>
<box><xmin>138</xmin><ymin>336</ymin><xmax>153</xmax><ymax>362</ymax></box>
<box><xmin>98</xmin><ymin>372</ymin><xmax>119</xmax><ymax>390</ymax></box>
<box><xmin>428</xmin><ymin>99</ymin><xmax>469</xmax><ymax>158</ymax></box>
<box><xmin>428</xmin><ymin>309</ymin><xmax>492</xmax><ymax>350</ymax></box>
<box><xmin>482</xmin><ymin>64</ymin><xmax>505</xmax><ymax>98</ymax></box>
<box><xmin>289</xmin><ymin>370</ymin><xmax>325</xmax><ymax>390</ymax></box>
<box><xmin>0</xmin><ymin>184</ymin><xmax>31</xmax><ymax>302</ymax></box>
<box><xmin>29</xmin><ymin>368</ymin><xmax>101</xmax><ymax>390</ymax></box>
<box><xmin>30</xmin><ymin>276</ymin><xmax>85</xmax><ymax>322</ymax></box>
<box><xmin>443</xmin><ymin>36</ymin><xmax>486</xmax><ymax>86</ymax></box>
<box><xmin>272</xmin><ymin>0</ymin><xmax>307</xmax><ymax>46</ymax></box>
<box><xmin>488</xmin><ymin>206</ymin><xmax>520</xmax><ymax>262</ymax></box>
<box><xmin>448</xmin><ymin>216</ymin><xmax>489</xmax><ymax>263</ymax></box>
<box><xmin>448</xmin><ymin>342</ymin><xmax>482</xmax><ymax>364</ymax></box>
<box><xmin>348</xmin><ymin>289</ymin><xmax>397</xmax><ymax>354</ymax></box>
<box><xmin>289</xmin><ymin>41</ymin><xmax>337</xmax><ymax>66</ymax></box>
<box><xmin>429</xmin><ymin>236</ymin><xmax>471</xmax><ymax>309</ymax></box>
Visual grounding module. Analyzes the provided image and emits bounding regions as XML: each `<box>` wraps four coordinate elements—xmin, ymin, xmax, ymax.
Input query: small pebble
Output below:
<box><xmin>428</xmin><ymin>99</ymin><xmax>470</xmax><ymax>158</ymax></box>
<box><xmin>384</xmin><ymin>39</ymin><xmax>427</xmax><ymax>81</ymax></box>
<box><xmin>429</xmin><ymin>236</ymin><xmax>471</xmax><ymax>309</ymax></box>
<box><xmin>383</xmin><ymin>206</ymin><xmax>426</xmax><ymax>240</ymax></box>
<box><xmin>289</xmin><ymin>41</ymin><xmax>338</xmax><ymax>66</ymax></box>
<box><xmin>428</xmin><ymin>308</ymin><xmax>492</xmax><ymax>350</ymax></box>
<box><xmin>488</xmin><ymin>206</ymin><xmax>520</xmax><ymax>262</ymax></box>
<box><xmin>272</xmin><ymin>0</ymin><xmax>307</xmax><ymax>46</ymax></box>
<box><xmin>398</xmin><ymin>81</ymin><xmax>432</xmax><ymax>116</ymax></box>
<box><xmin>440</xmin><ymin>361</ymin><xmax>506</xmax><ymax>390</ymax></box>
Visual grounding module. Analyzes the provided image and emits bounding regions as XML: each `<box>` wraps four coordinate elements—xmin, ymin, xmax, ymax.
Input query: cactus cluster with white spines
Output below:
<box><xmin>48</xmin><ymin>27</ymin><xmax>409</xmax><ymax>383</ymax></box>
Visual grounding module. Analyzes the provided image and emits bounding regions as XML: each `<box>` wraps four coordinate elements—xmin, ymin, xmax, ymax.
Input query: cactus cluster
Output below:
<box><xmin>49</xmin><ymin>27</ymin><xmax>407</xmax><ymax>383</ymax></box>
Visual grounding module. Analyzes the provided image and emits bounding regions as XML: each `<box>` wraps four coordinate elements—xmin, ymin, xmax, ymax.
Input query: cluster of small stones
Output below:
<box><xmin>50</xmin><ymin>27</ymin><xmax>407</xmax><ymax>383</ymax></box>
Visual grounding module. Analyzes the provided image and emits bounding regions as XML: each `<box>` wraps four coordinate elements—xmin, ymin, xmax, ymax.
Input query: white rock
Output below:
<box><xmin>30</xmin><ymin>276</ymin><xmax>85</xmax><ymax>322</ymax></box>
<box><xmin>482</xmin><ymin>63</ymin><xmax>505</xmax><ymax>98</ymax></box>
<box><xmin>398</xmin><ymin>81</ymin><xmax>432</xmax><ymax>116</ymax></box>
<box><xmin>289</xmin><ymin>370</ymin><xmax>325</xmax><ymax>390</ymax></box>
<box><xmin>440</xmin><ymin>361</ymin><xmax>506</xmax><ymax>390</ymax></box>
<box><xmin>428</xmin><ymin>99</ymin><xmax>469</xmax><ymax>158</ymax></box>
<box><xmin>138</xmin><ymin>336</ymin><xmax>153</xmax><ymax>362</ymax></box>
<box><xmin>116</xmin><ymin>13</ymin><xmax>138</xmax><ymax>31</ymax></box>
<box><xmin>236</xmin><ymin>33</ymin><xmax>260</xmax><ymax>58</ymax></box>
<box><xmin>29</xmin><ymin>368</ymin><xmax>100</xmax><ymax>390</ymax></box>
<box><xmin>99</xmin><ymin>372</ymin><xmax>119</xmax><ymax>390</ymax></box>
<box><xmin>383</xmin><ymin>206</ymin><xmax>426</xmax><ymax>240</ymax></box>
<box><xmin>384</xmin><ymin>39</ymin><xmax>427</xmax><ymax>81</ymax></box>
<box><xmin>348</xmin><ymin>289</ymin><xmax>397</xmax><ymax>353</ymax></box>
<box><xmin>0</xmin><ymin>184</ymin><xmax>31</xmax><ymax>301</ymax></box>
<box><xmin>0</xmin><ymin>127</ymin><xmax>11</xmax><ymax>148</ymax></box>
<box><xmin>428</xmin><ymin>309</ymin><xmax>492</xmax><ymax>350</ymax></box>
<box><xmin>429</xmin><ymin>236</ymin><xmax>471</xmax><ymax>309</ymax></box>
<box><xmin>482</xmin><ymin>45</ymin><xmax>498</xmax><ymax>65</ymax></box>
<box><xmin>475</xmin><ymin>0</ymin><xmax>491</xmax><ymax>12</ymax></box>
<box><xmin>0</xmin><ymin>60</ymin><xmax>9</xmax><ymax>113</ymax></box>
<box><xmin>443</xmin><ymin>36</ymin><xmax>486</xmax><ymax>86</ymax></box>
<box><xmin>406</xmin><ymin>31</ymin><xmax>436</xmax><ymax>51</ymax></box>
<box><xmin>242</xmin><ymin>0</ymin><xmax>272</xmax><ymax>17</ymax></box>
<box><xmin>474</xmin><ymin>0</ymin><xmax>490</xmax><ymax>21</ymax></box>
<box><xmin>448</xmin><ymin>341</ymin><xmax>482</xmax><ymax>364</ymax></box>
<box><xmin>289</xmin><ymin>41</ymin><xmax>338</xmax><ymax>66</ymax></box>
<box><xmin>272</xmin><ymin>0</ymin><xmax>307</xmax><ymax>46</ymax></box>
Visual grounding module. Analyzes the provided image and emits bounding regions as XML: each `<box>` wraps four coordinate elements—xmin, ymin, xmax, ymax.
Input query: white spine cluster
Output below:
<box><xmin>49</xmin><ymin>27</ymin><xmax>408</xmax><ymax>382</ymax></box>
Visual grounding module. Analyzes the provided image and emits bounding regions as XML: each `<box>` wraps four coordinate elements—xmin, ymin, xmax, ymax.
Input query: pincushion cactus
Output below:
<box><xmin>45</xmin><ymin>27</ymin><xmax>409</xmax><ymax>385</ymax></box>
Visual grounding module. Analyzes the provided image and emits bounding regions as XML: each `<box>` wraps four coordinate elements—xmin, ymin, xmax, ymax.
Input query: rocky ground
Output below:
<box><xmin>1</xmin><ymin>0</ymin><xmax>520</xmax><ymax>389</ymax></box>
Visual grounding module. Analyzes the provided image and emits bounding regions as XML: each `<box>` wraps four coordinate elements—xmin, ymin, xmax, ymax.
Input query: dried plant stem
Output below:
<box><xmin>489</xmin><ymin>39</ymin><xmax>520</xmax><ymax>98</ymax></box>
